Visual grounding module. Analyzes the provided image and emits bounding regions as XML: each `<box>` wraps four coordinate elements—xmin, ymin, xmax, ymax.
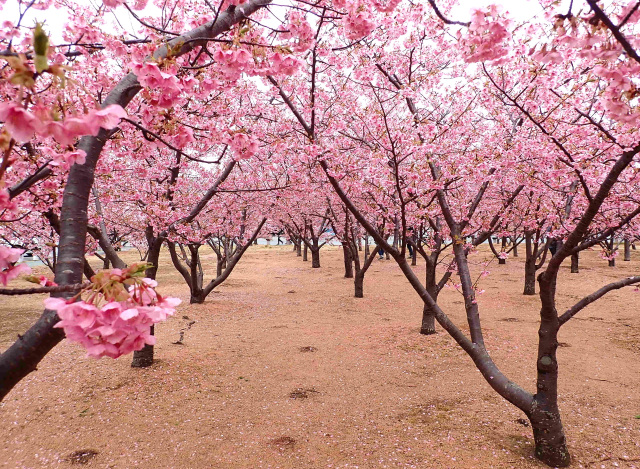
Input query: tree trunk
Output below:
<box><xmin>364</xmin><ymin>237</ymin><xmax>370</xmax><ymax>257</ymax></box>
<box><xmin>343</xmin><ymin>245</ymin><xmax>353</xmax><ymax>278</ymax></box>
<box><xmin>420</xmin><ymin>303</ymin><xmax>436</xmax><ymax>335</ymax></box>
<box><xmin>190</xmin><ymin>291</ymin><xmax>205</xmax><ymax>304</ymax></box>
<box><xmin>624</xmin><ymin>239</ymin><xmax>631</xmax><ymax>261</ymax></box>
<box><xmin>132</xmin><ymin>234</ymin><xmax>162</xmax><ymax>368</ymax></box>
<box><xmin>532</xmin><ymin>273</ymin><xmax>571</xmax><ymax>467</ymax></box>
<box><xmin>421</xmin><ymin>268</ymin><xmax>438</xmax><ymax>335</ymax></box>
<box><xmin>296</xmin><ymin>241</ymin><xmax>302</xmax><ymax>257</ymax></box>
<box><xmin>216</xmin><ymin>255</ymin><xmax>223</xmax><ymax>277</ymax></box>
<box><xmin>303</xmin><ymin>242</ymin><xmax>308</xmax><ymax>261</ymax></box>
<box><xmin>524</xmin><ymin>259</ymin><xmax>537</xmax><ymax>295</ymax></box>
<box><xmin>528</xmin><ymin>402</ymin><xmax>571</xmax><ymax>467</ymax></box>
<box><xmin>523</xmin><ymin>232</ymin><xmax>537</xmax><ymax>295</ymax></box>
<box><xmin>609</xmin><ymin>258</ymin><xmax>616</xmax><ymax>267</ymax></box>
<box><xmin>311</xmin><ymin>248</ymin><xmax>320</xmax><ymax>268</ymax></box>
<box><xmin>354</xmin><ymin>272</ymin><xmax>364</xmax><ymax>298</ymax></box>
<box><xmin>512</xmin><ymin>241</ymin><xmax>518</xmax><ymax>257</ymax></box>
<box><xmin>570</xmin><ymin>253</ymin><xmax>579</xmax><ymax>273</ymax></box>
<box><xmin>411</xmin><ymin>247</ymin><xmax>417</xmax><ymax>266</ymax></box>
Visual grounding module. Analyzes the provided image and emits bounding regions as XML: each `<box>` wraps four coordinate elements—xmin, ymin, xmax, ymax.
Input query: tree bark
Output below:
<box><xmin>131</xmin><ymin>233</ymin><xmax>163</xmax><ymax>368</ymax></box>
<box><xmin>190</xmin><ymin>292</ymin><xmax>205</xmax><ymax>304</ymax></box>
<box><xmin>524</xmin><ymin>259</ymin><xmax>537</xmax><ymax>295</ymax></box>
<box><xmin>354</xmin><ymin>272</ymin><xmax>364</xmax><ymax>298</ymax></box>
<box><xmin>311</xmin><ymin>248</ymin><xmax>320</xmax><ymax>268</ymax></box>
<box><xmin>420</xmin><ymin>303</ymin><xmax>437</xmax><ymax>335</ymax></box>
<box><xmin>421</xmin><ymin>273</ymin><xmax>439</xmax><ymax>335</ymax></box>
<box><xmin>570</xmin><ymin>252</ymin><xmax>579</xmax><ymax>273</ymax></box>
<box><xmin>343</xmin><ymin>244</ymin><xmax>353</xmax><ymax>278</ymax></box>
<box><xmin>531</xmin><ymin>272</ymin><xmax>571</xmax><ymax>467</ymax></box>
<box><xmin>528</xmin><ymin>401</ymin><xmax>571</xmax><ymax>467</ymax></box>
<box><xmin>303</xmin><ymin>242</ymin><xmax>308</xmax><ymax>261</ymax></box>
<box><xmin>624</xmin><ymin>239</ymin><xmax>631</xmax><ymax>261</ymax></box>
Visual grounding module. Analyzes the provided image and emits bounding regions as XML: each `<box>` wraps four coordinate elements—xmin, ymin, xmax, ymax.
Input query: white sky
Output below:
<box><xmin>2</xmin><ymin>0</ymin><xmax>582</xmax><ymax>44</ymax></box>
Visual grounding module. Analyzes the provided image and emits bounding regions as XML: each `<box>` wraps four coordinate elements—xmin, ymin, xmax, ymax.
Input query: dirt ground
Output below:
<box><xmin>0</xmin><ymin>245</ymin><xmax>639</xmax><ymax>469</ymax></box>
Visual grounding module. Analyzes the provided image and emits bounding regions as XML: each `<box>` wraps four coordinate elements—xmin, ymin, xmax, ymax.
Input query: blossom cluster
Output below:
<box><xmin>44</xmin><ymin>264</ymin><xmax>180</xmax><ymax>359</ymax></box>
<box><xmin>343</xmin><ymin>4</ymin><xmax>376</xmax><ymax>41</ymax></box>
<box><xmin>458</xmin><ymin>6</ymin><xmax>512</xmax><ymax>64</ymax></box>
<box><xmin>131</xmin><ymin>62</ymin><xmax>182</xmax><ymax>108</ymax></box>
<box><xmin>226</xmin><ymin>132</ymin><xmax>258</xmax><ymax>160</ymax></box>
<box><xmin>0</xmin><ymin>102</ymin><xmax>127</xmax><ymax>145</ymax></box>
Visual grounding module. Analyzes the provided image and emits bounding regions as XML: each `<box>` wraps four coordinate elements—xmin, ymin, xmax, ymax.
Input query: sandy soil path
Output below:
<box><xmin>1</xmin><ymin>246</ymin><xmax>639</xmax><ymax>468</ymax></box>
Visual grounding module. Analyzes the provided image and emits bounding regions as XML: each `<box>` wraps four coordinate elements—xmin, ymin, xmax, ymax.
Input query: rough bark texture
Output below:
<box><xmin>529</xmin><ymin>401</ymin><xmax>571</xmax><ymax>467</ymax></box>
<box><xmin>303</xmin><ymin>243</ymin><xmax>308</xmax><ymax>261</ymax></box>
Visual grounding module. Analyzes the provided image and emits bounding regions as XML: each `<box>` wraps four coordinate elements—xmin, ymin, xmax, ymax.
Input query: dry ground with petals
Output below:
<box><xmin>1</xmin><ymin>245</ymin><xmax>639</xmax><ymax>469</ymax></box>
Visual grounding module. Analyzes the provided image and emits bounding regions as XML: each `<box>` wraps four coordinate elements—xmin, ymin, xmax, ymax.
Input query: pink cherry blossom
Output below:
<box><xmin>0</xmin><ymin>103</ymin><xmax>41</xmax><ymax>142</ymax></box>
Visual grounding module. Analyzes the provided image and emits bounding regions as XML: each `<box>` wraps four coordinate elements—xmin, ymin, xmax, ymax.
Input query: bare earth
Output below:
<box><xmin>1</xmin><ymin>246</ymin><xmax>639</xmax><ymax>469</ymax></box>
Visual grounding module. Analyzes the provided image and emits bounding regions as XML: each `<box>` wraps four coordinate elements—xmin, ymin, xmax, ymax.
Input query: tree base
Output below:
<box><xmin>131</xmin><ymin>344</ymin><xmax>154</xmax><ymax>368</ymax></box>
<box><xmin>420</xmin><ymin>328</ymin><xmax>436</xmax><ymax>335</ymax></box>
<box><xmin>534</xmin><ymin>444</ymin><xmax>571</xmax><ymax>468</ymax></box>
